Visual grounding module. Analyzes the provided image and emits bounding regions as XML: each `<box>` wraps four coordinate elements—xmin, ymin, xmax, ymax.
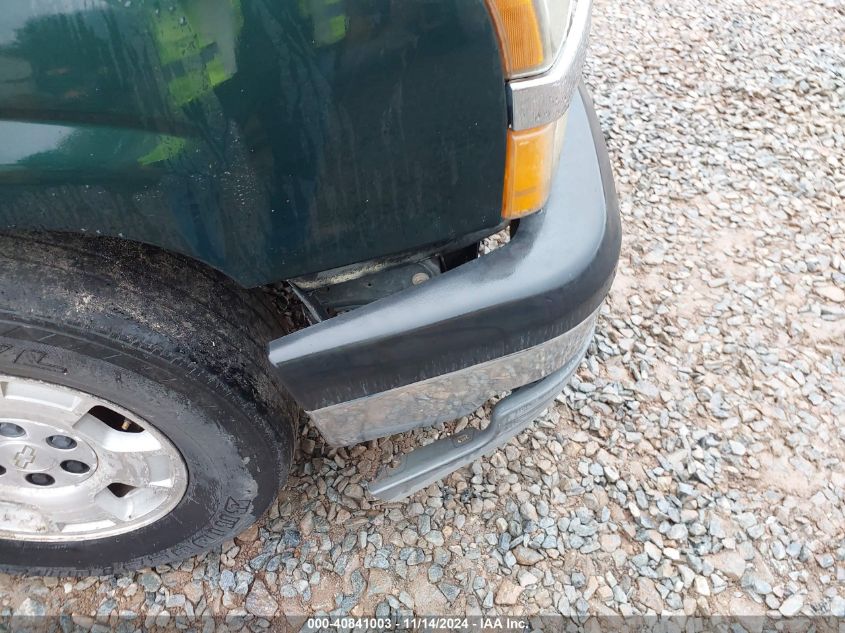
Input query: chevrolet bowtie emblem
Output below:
<box><xmin>13</xmin><ymin>445</ymin><xmax>36</xmax><ymax>469</ymax></box>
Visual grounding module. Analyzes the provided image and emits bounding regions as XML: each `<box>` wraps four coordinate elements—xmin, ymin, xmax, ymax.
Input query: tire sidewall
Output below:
<box><xmin>0</xmin><ymin>320</ymin><xmax>284</xmax><ymax>575</ymax></box>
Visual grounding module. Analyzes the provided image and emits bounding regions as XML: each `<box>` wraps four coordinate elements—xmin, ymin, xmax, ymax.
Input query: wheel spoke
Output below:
<box><xmin>93</xmin><ymin>484</ymin><xmax>171</xmax><ymax>524</ymax></box>
<box><xmin>74</xmin><ymin>413</ymin><xmax>162</xmax><ymax>453</ymax></box>
<box><xmin>1</xmin><ymin>379</ymin><xmax>83</xmax><ymax>413</ymax></box>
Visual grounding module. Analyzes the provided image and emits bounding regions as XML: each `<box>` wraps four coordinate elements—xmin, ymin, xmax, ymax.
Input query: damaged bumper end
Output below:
<box><xmin>268</xmin><ymin>86</ymin><xmax>621</xmax><ymax>500</ymax></box>
<box><xmin>368</xmin><ymin>335</ymin><xmax>593</xmax><ymax>501</ymax></box>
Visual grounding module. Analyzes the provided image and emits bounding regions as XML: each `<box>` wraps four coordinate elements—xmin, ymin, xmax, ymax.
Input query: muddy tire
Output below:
<box><xmin>0</xmin><ymin>233</ymin><xmax>296</xmax><ymax>576</ymax></box>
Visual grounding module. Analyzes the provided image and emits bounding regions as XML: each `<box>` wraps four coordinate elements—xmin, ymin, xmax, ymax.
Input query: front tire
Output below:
<box><xmin>0</xmin><ymin>233</ymin><xmax>296</xmax><ymax>575</ymax></box>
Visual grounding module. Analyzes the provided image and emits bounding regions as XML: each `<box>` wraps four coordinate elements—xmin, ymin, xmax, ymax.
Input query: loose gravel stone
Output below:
<box><xmin>667</xmin><ymin>524</ymin><xmax>688</xmax><ymax>541</ymax></box>
<box><xmin>709</xmin><ymin>551</ymin><xmax>746</xmax><ymax>581</ymax></box>
<box><xmin>138</xmin><ymin>572</ymin><xmax>162</xmax><ymax>594</ymax></box>
<box><xmin>439</xmin><ymin>582</ymin><xmax>461</xmax><ymax>604</ymax></box>
<box><xmin>15</xmin><ymin>599</ymin><xmax>46</xmax><ymax>617</ymax></box>
<box><xmin>779</xmin><ymin>594</ymin><xmax>804</xmax><ymax>617</ymax></box>
<box><xmin>494</xmin><ymin>580</ymin><xmax>523</xmax><ymax>606</ymax></box>
<box><xmin>514</xmin><ymin>546</ymin><xmax>544</xmax><ymax>566</ymax></box>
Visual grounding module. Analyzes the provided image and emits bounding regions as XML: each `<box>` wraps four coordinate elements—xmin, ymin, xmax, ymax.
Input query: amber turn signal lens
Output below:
<box><xmin>501</xmin><ymin>123</ymin><xmax>556</xmax><ymax>220</ymax></box>
<box><xmin>485</xmin><ymin>0</ymin><xmax>545</xmax><ymax>77</ymax></box>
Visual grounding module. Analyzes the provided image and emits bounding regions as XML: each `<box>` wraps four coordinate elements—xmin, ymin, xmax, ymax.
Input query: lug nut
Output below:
<box><xmin>26</xmin><ymin>473</ymin><xmax>55</xmax><ymax>486</ymax></box>
<box><xmin>47</xmin><ymin>435</ymin><xmax>77</xmax><ymax>450</ymax></box>
<box><xmin>61</xmin><ymin>460</ymin><xmax>90</xmax><ymax>474</ymax></box>
<box><xmin>0</xmin><ymin>423</ymin><xmax>25</xmax><ymax>438</ymax></box>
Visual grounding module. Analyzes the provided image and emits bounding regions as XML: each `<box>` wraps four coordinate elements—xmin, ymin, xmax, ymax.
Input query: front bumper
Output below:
<box><xmin>269</xmin><ymin>85</ymin><xmax>620</xmax><ymax>450</ymax></box>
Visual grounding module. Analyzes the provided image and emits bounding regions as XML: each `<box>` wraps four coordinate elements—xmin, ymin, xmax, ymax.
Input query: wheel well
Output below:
<box><xmin>0</xmin><ymin>229</ymin><xmax>252</xmax><ymax>286</ymax></box>
<box><xmin>0</xmin><ymin>229</ymin><xmax>308</xmax><ymax>335</ymax></box>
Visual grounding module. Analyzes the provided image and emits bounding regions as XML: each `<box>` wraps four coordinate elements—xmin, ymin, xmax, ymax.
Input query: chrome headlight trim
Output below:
<box><xmin>508</xmin><ymin>0</ymin><xmax>592</xmax><ymax>131</ymax></box>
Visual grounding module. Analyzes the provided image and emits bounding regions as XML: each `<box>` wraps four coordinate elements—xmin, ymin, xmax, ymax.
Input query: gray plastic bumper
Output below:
<box><xmin>269</xmin><ymin>85</ymin><xmax>620</xmax><ymax>450</ymax></box>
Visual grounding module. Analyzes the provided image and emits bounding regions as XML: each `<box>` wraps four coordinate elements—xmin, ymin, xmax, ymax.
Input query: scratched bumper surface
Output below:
<box><xmin>309</xmin><ymin>310</ymin><xmax>597</xmax><ymax>446</ymax></box>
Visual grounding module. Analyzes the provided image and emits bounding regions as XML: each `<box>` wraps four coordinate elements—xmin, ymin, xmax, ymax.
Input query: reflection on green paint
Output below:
<box><xmin>139</xmin><ymin>0</ymin><xmax>244</xmax><ymax>162</ymax></box>
<box><xmin>149</xmin><ymin>0</ymin><xmax>243</xmax><ymax>107</ymax></box>
<box><xmin>299</xmin><ymin>0</ymin><xmax>347</xmax><ymax>47</ymax></box>
<box><xmin>138</xmin><ymin>135</ymin><xmax>189</xmax><ymax>166</ymax></box>
<box><xmin>0</xmin><ymin>121</ymin><xmax>191</xmax><ymax>174</ymax></box>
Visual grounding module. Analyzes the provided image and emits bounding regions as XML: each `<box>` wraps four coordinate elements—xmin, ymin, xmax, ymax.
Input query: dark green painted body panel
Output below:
<box><xmin>0</xmin><ymin>0</ymin><xmax>507</xmax><ymax>286</ymax></box>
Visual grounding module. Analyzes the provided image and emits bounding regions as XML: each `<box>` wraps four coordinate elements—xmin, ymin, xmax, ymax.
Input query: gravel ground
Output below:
<box><xmin>3</xmin><ymin>0</ymin><xmax>844</xmax><ymax>626</ymax></box>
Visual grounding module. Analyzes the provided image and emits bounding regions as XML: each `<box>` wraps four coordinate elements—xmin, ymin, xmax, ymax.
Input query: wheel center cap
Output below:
<box><xmin>14</xmin><ymin>444</ymin><xmax>38</xmax><ymax>469</ymax></box>
<box><xmin>1</xmin><ymin>441</ymin><xmax>56</xmax><ymax>473</ymax></box>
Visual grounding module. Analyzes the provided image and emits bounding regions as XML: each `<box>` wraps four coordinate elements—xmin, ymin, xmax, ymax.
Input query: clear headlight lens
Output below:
<box><xmin>485</xmin><ymin>0</ymin><xmax>573</xmax><ymax>78</ymax></box>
